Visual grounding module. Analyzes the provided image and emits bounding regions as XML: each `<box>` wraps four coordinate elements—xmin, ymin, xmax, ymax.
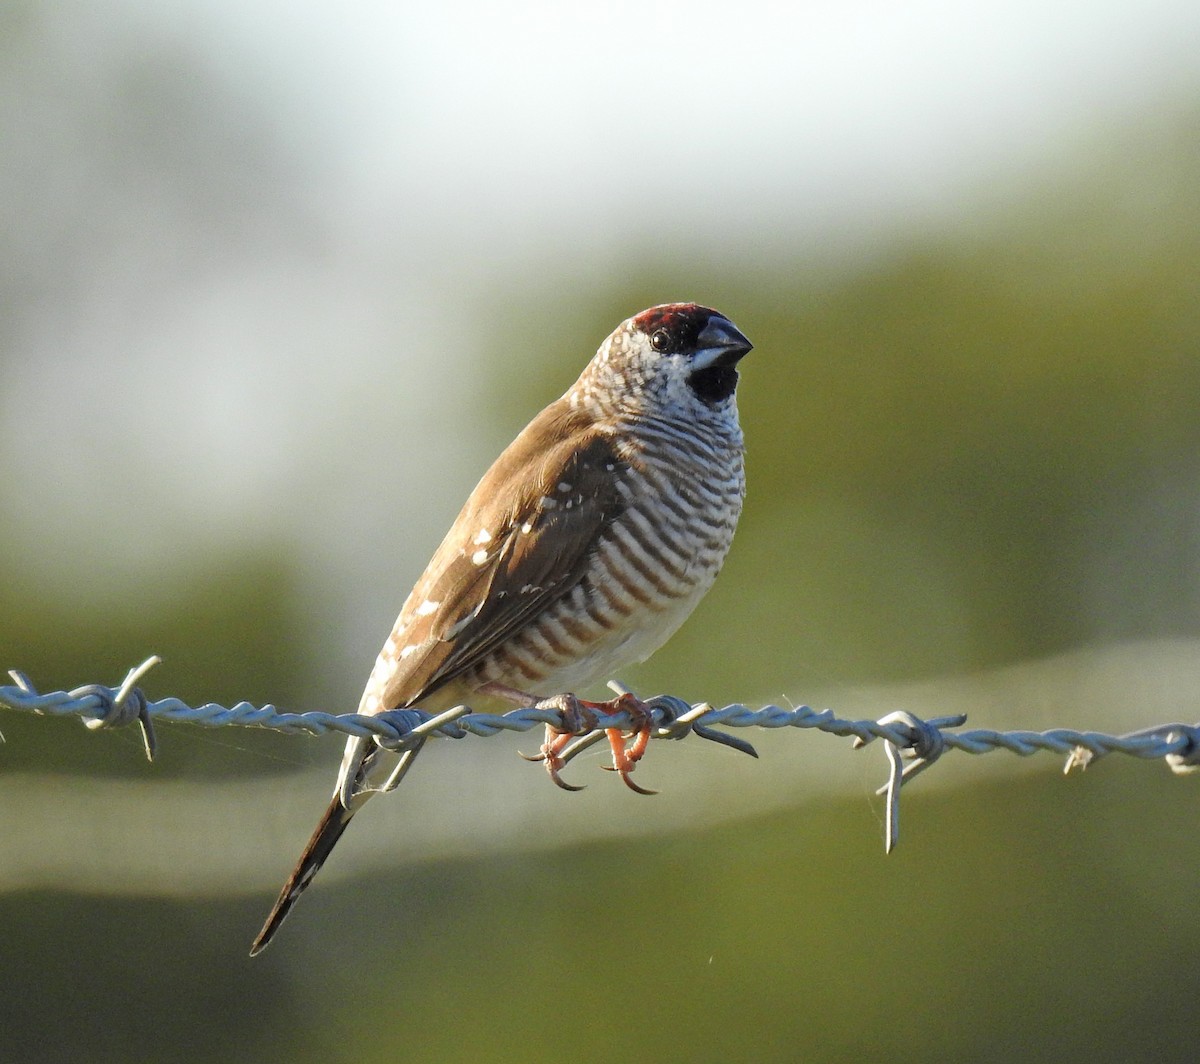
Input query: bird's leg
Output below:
<box><xmin>596</xmin><ymin>691</ymin><xmax>657</xmax><ymax>795</ymax></box>
<box><xmin>531</xmin><ymin>692</ymin><xmax>602</xmax><ymax>792</ymax></box>
<box><xmin>478</xmin><ymin>682</ymin><xmax>598</xmax><ymax>791</ymax></box>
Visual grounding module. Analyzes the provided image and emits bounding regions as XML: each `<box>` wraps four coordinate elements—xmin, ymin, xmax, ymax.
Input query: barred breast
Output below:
<box><xmin>464</xmin><ymin>410</ymin><xmax>746</xmax><ymax>695</ymax></box>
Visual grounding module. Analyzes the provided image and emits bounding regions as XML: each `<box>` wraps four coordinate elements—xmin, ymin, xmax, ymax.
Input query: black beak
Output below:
<box><xmin>693</xmin><ymin>317</ymin><xmax>753</xmax><ymax>370</ymax></box>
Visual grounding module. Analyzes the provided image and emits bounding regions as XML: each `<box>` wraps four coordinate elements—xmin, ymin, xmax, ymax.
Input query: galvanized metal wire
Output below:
<box><xmin>3</xmin><ymin>656</ymin><xmax>1198</xmax><ymax>852</ymax></box>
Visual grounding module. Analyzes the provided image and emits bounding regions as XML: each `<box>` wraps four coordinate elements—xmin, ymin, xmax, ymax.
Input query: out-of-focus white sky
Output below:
<box><xmin>2</xmin><ymin>0</ymin><xmax>1199</xmax><ymax>667</ymax></box>
<box><xmin>124</xmin><ymin>0</ymin><xmax>1200</xmax><ymax>252</ymax></box>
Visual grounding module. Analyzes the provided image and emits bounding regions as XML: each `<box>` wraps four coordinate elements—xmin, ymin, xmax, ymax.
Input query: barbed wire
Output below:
<box><xmin>3</xmin><ymin>655</ymin><xmax>1198</xmax><ymax>852</ymax></box>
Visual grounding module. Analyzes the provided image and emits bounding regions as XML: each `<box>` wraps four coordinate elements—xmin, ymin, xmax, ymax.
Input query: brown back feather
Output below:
<box><xmin>374</xmin><ymin>400</ymin><xmax>628</xmax><ymax>711</ymax></box>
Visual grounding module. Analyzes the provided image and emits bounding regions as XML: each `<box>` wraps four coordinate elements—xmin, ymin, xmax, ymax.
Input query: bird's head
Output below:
<box><xmin>578</xmin><ymin>303</ymin><xmax>752</xmax><ymax>422</ymax></box>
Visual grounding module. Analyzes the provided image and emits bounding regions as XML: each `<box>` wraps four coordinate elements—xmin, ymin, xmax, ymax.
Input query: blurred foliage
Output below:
<box><xmin>0</xmin><ymin>892</ymin><xmax>306</xmax><ymax>1064</ymax></box>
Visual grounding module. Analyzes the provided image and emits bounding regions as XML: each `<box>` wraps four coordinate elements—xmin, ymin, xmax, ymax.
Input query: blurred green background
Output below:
<box><xmin>3</xmin><ymin>1</ymin><xmax>1200</xmax><ymax>1061</ymax></box>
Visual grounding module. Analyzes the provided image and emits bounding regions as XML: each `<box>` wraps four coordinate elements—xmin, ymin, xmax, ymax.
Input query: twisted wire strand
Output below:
<box><xmin>3</xmin><ymin>656</ymin><xmax>1198</xmax><ymax>852</ymax></box>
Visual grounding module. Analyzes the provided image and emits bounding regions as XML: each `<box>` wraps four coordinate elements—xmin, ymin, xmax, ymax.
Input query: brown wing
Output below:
<box><xmin>371</xmin><ymin>399</ymin><xmax>628</xmax><ymax>712</ymax></box>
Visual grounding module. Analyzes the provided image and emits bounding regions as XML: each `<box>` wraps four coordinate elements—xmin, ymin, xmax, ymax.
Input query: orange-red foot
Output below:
<box><xmin>596</xmin><ymin>692</ymin><xmax>657</xmax><ymax>795</ymax></box>
<box><xmin>530</xmin><ymin>693</ymin><xmax>600</xmax><ymax>791</ymax></box>
<box><xmin>504</xmin><ymin>690</ymin><xmax>597</xmax><ymax>791</ymax></box>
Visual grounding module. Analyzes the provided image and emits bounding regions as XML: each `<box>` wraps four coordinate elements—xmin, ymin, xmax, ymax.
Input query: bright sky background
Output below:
<box><xmin>125</xmin><ymin>0</ymin><xmax>1200</xmax><ymax>252</ymax></box>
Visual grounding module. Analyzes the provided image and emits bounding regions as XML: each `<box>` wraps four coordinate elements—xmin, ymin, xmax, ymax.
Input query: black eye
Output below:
<box><xmin>650</xmin><ymin>329</ymin><xmax>670</xmax><ymax>352</ymax></box>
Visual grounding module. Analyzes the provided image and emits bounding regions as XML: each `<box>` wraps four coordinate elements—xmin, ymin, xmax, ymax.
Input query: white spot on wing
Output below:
<box><xmin>473</xmin><ymin>529</ymin><xmax>492</xmax><ymax>545</ymax></box>
<box><xmin>399</xmin><ymin>644</ymin><xmax>418</xmax><ymax>659</ymax></box>
<box><xmin>557</xmin><ymin>482</ymin><xmax>572</xmax><ymax>492</ymax></box>
<box><xmin>416</xmin><ymin>599</ymin><xmax>439</xmax><ymax>616</ymax></box>
<box><xmin>471</xmin><ymin>549</ymin><xmax>489</xmax><ymax>565</ymax></box>
<box><xmin>520</xmin><ymin>520</ymin><xmax>533</xmax><ymax>534</ymax></box>
<box><xmin>445</xmin><ymin>614</ymin><xmax>473</xmax><ymax>639</ymax></box>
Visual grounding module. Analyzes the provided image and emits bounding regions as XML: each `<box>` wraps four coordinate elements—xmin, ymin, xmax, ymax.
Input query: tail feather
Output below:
<box><xmin>250</xmin><ymin>794</ymin><xmax>355</xmax><ymax>956</ymax></box>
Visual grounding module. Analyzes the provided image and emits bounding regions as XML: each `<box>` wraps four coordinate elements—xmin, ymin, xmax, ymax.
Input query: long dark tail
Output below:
<box><xmin>250</xmin><ymin>794</ymin><xmax>355</xmax><ymax>956</ymax></box>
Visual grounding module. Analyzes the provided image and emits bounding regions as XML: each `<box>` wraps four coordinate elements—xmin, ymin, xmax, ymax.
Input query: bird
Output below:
<box><xmin>250</xmin><ymin>302</ymin><xmax>752</xmax><ymax>955</ymax></box>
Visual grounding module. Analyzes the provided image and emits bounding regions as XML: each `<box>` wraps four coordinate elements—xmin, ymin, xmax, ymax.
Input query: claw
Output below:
<box><xmin>601</xmin><ymin>757</ymin><xmax>659</xmax><ymax>795</ymax></box>
<box><xmin>621</xmin><ymin>776</ymin><xmax>658</xmax><ymax>796</ymax></box>
<box><xmin>546</xmin><ymin>760</ymin><xmax>587</xmax><ymax>792</ymax></box>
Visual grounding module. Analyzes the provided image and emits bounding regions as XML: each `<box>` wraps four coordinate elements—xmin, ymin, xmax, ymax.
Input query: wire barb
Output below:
<box><xmin>1064</xmin><ymin>721</ymin><xmax>1200</xmax><ymax>776</ymax></box>
<box><xmin>852</xmin><ymin>710</ymin><xmax>966</xmax><ymax>852</ymax></box>
<box><xmin>644</xmin><ymin>692</ymin><xmax>760</xmax><ymax>759</ymax></box>
<box><xmin>10</xmin><ymin>656</ymin><xmax>161</xmax><ymax>762</ymax></box>
<box><xmin>1164</xmin><ymin>725</ymin><xmax>1200</xmax><ymax>775</ymax></box>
